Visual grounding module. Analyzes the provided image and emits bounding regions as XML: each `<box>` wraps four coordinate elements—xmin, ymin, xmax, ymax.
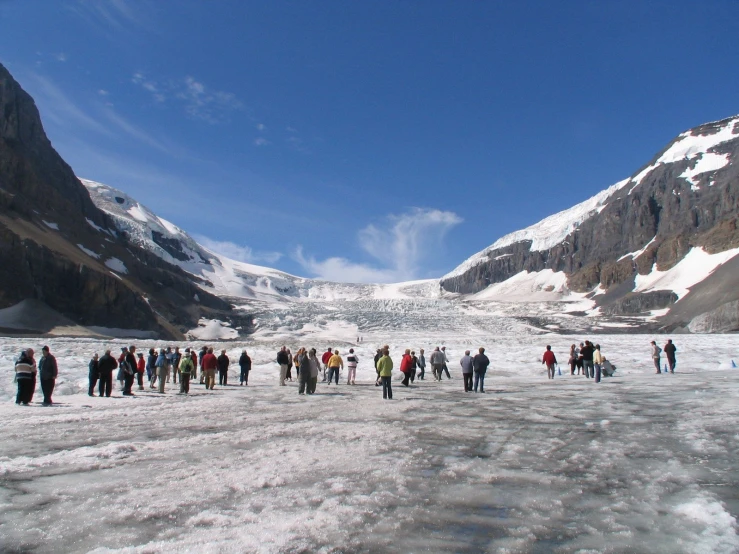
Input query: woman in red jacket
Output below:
<box><xmin>400</xmin><ymin>349</ymin><xmax>413</xmax><ymax>387</ymax></box>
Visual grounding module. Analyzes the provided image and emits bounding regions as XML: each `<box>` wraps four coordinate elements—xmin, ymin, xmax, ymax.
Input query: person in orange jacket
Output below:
<box><xmin>542</xmin><ymin>345</ymin><xmax>557</xmax><ymax>379</ymax></box>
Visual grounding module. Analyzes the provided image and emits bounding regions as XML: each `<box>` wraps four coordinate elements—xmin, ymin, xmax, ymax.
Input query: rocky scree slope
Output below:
<box><xmin>440</xmin><ymin>115</ymin><xmax>739</xmax><ymax>332</ymax></box>
<box><xmin>0</xmin><ymin>63</ymin><xmax>238</xmax><ymax>339</ymax></box>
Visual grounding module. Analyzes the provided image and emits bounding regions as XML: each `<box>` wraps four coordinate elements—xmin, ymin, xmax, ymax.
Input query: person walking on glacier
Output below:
<box><xmin>400</xmin><ymin>349</ymin><xmax>413</xmax><ymax>386</ymax></box>
<box><xmin>155</xmin><ymin>348</ymin><xmax>168</xmax><ymax>393</ymax></box>
<box><xmin>664</xmin><ymin>339</ymin><xmax>677</xmax><ymax>373</ymax></box>
<box><xmin>297</xmin><ymin>348</ymin><xmax>310</xmax><ymax>394</ymax></box>
<box><xmin>321</xmin><ymin>347</ymin><xmax>333</xmax><ymax>382</ymax></box>
<box><xmin>88</xmin><ymin>353</ymin><xmax>99</xmax><ymax>396</ymax></box>
<box><xmin>217</xmin><ymin>349</ymin><xmax>230</xmax><ymax>386</ymax></box>
<box><xmin>373</xmin><ymin>348</ymin><xmax>383</xmax><ymax>385</ymax></box>
<box><xmin>417</xmin><ymin>348</ymin><xmax>426</xmax><ymax>380</ymax></box>
<box><xmin>580</xmin><ymin>341</ymin><xmax>595</xmax><ymax>378</ymax></box>
<box><xmin>542</xmin><ymin>345</ymin><xmax>557</xmax><ymax>380</ymax></box>
<box><xmin>651</xmin><ymin>341</ymin><xmax>662</xmax><ymax>373</ymax></box>
<box><xmin>460</xmin><ymin>350</ymin><xmax>474</xmax><ymax>392</ymax></box>
<box><xmin>239</xmin><ymin>350</ymin><xmax>252</xmax><ymax>385</ymax></box>
<box><xmin>327</xmin><ymin>350</ymin><xmax>343</xmax><ymax>385</ymax></box>
<box><xmin>277</xmin><ymin>346</ymin><xmax>289</xmax><ymax>386</ymax></box>
<box><xmin>472</xmin><ymin>347</ymin><xmax>490</xmax><ymax>393</ymax></box>
<box><xmin>346</xmin><ymin>348</ymin><xmax>359</xmax><ymax>385</ymax></box>
<box><xmin>430</xmin><ymin>347</ymin><xmax>445</xmax><ymax>381</ymax></box>
<box><xmin>441</xmin><ymin>346</ymin><xmax>451</xmax><ymax>379</ymax></box>
<box><xmin>178</xmin><ymin>348</ymin><xmax>194</xmax><ymax>394</ymax></box>
<box><xmin>202</xmin><ymin>348</ymin><xmax>218</xmax><ymax>390</ymax></box>
<box><xmin>97</xmin><ymin>348</ymin><xmax>117</xmax><ymax>398</ymax></box>
<box><xmin>377</xmin><ymin>347</ymin><xmax>394</xmax><ymax>400</ymax></box>
<box><xmin>308</xmin><ymin>348</ymin><xmax>320</xmax><ymax>394</ymax></box>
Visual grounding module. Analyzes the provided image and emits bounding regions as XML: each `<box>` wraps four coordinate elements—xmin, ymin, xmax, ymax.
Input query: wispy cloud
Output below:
<box><xmin>256</xmin><ymin>123</ymin><xmax>266</xmax><ymax>131</ymax></box>
<box><xmin>295</xmin><ymin>208</ymin><xmax>463</xmax><ymax>283</ymax></box>
<box><xmin>100</xmin><ymin>107</ymin><xmax>170</xmax><ymax>153</ymax></box>
<box><xmin>195</xmin><ymin>236</ymin><xmax>282</xmax><ymax>265</ymax></box>
<box><xmin>253</xmin><ymin>138</ymin><xmax>270</xmax><ymax>147</ymax></box>
<box><xmin>54</xmin><ymin>53</ymin><xmax>68</xmax><ymax>62</ymax></box>
<box><xmin>131</xmin><ymin>72</ymin><xmax>242</xmax><ymax>123</ymax></box>
<box><xmin>69</xmin><ymin>0</ymin><xmax>153</xmax><ymax>33</ymax></box>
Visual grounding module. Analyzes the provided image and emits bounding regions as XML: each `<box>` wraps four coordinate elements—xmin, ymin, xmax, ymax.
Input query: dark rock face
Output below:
<box><xmin>0</xmin><ymin>63</ymin><xmax>238</xmax><ymax>339</ymax></box>
<box><xmin>441</xmin><ymin>116</ymin><xmax>739</xmax><ymax>329</ymax></box>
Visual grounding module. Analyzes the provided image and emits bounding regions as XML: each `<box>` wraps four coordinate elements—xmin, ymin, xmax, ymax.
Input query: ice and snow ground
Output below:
<box><xmin>1</xmin><ymin>333</ymin><xmax>738</xmax><ymax>553</ymax></box>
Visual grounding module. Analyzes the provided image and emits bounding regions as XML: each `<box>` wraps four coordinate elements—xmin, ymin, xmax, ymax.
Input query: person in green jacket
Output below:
<box><xmin>377</xmin><ymin>346</ymin><xmax>393</xmax><ymax>400</ymax></box>
<box><xmin>178</xmin><ymin>348</ymin><xmax>195</xmax><ymax>395</ymax></box>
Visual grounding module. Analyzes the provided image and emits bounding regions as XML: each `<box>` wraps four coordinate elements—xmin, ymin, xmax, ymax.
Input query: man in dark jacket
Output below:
<box><xmin>97</xmin><ymin>349</ymin><xmax>118</xmax><ymax>397</ymax></box>
<box><xmin>88</xmin><ymin>353</ymin><xmax>99</xmax><ymax>396</ymax></box>
<box><xmin>239</xmin><ymin>350</ymin><xmax>252</xmax><ymax>385</ymax></box>
<box><xmin>38</xmin><ymin>345</ymin><xmax>58</xmax><ymax>406</ymax></box>
<box><xmin>199</xmin><ymin>346</ymin><xmax>208</xmax><ymax>384</ymax></box>
<box><xmin>580</xmin><ymin>341</ymin><xmax>595</xmax><ymax>378</ymax></box>
<box><xmin>664</xmin><ymin>339</ymin><xmax>677</xmax><ymax>373</ymax></box>
<box><xmin>277</xmin><ymin>347</ymin><xmax>289</xmax><ymax>386</ymax></box>
<box><xmin>460</xmin><ymin>350</ymin><xmax>474</xmax><ymax>392</ymax></box>
<box><xmin>217</xmin><ymin>350</ymin><xmax>230</xmax><ymax>386</ymax></box>
<box><xmin>472</xmin><ymin>347</ymin><xmax>490</xmax><ymax>393</ymax></box>
<box><xmin>15</xmin><ymin>348</ymin><xmax>37</xmax><ymax>405</ymax></box>
<box><xmin>123</xmin><ymin>345</ymin><xmax>137</xmax><ymax>396</ymax></box>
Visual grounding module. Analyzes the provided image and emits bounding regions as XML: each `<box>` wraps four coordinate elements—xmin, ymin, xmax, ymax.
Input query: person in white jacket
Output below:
<box><xmin>346</xmin><ymin>348</ymin><xmax>359</xmax><ymax>385</ymax></box>
<box><xmin>651</xmin><ymin>341</ymin><xmax>662</xmax><ymax>373</ymax></box>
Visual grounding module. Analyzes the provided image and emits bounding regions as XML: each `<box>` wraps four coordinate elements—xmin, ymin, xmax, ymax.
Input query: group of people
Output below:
<box><xmin>12</xmin><ymin>339</ymin><xmax>680</xmax><ymax>405</ymax></box>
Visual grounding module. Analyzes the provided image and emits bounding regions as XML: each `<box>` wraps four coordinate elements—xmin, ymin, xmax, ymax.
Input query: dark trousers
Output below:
<box><xmin>299</xmin><ymin>373</ymin><xmax>309</xmax><ymax>394</ymax></box>
<box><xmin>583</xmin><ymin>360</ymin><xmax>594</xmax><ymax>378</ymax></box>
<box><xmin>219</xmin><ymin>370</ymin><xmax>228</xmax><ymax>386</ymax></box>
<box><xmin>89</xmin><ymin>373</ymin><xmax>99</xmax><ymax>395</ymax></box>
<box><xmin>594</xmin><ymin>364</ymin><xmax>602</xmax><ymax>383</ymax></box>
<box><xmin>308</xmin><ymin>376</ymin><xmax>317</xmax><ymax>394</ymax></box>
<box><xmin>569</xmin><ymin>360</ymin><xmax>576</xmax><ymax>375</ymax></box>
<box><xmin>463</xmin><ymin>373</ymin><xmax>473</xmax><ymax>391</ymax></box>
<box><xmin>667</xmin><ymin>357</ymin><xmax>676</xmax><ymax>373</ymax></box>
<box><xmin>41</xmin><ymin>378</ymin><xmax>55</xmax><ymax>404</ymax></box>
<box><xmin>381</xmin><ymin>376</ymin><xmax>393</xmax><ymax>399</ymax></box>
<box><xmin>401</xmin><ymin>372</ymin><xmax>410</xmax><ymax>386</ymax></box>
<box><xmin>136</xmin><ymin>372</ymin><xmax>144</xmax><ymax>388</ymax></box>
<box><xmin>410</xmin><ymin>368</ymin><xmax>416</xmax><ymax>383</ymax></box>
<box><xmin>180</xmin><ymin>373</ymin><xmax>190</xmax><ymax>394</ymax></box>
<box><xmin>99</xmin><ymin>372</ymin><xmax>112</xmax><ymax>397</ymax></box>
<box><xmin>328</xmin><ymin>367</ymin><xmax>340</xmax><ymax>384</ymax></box>
<box><xmin>418</xmin><ymin>366</ymin><xmax>425</xmax><ymax>379</ymax></box>
<box><xmin>442</xmin><ymin>364</ymin><xmax>451</xmax><ymax>379</ymax></box>
<box><xmin>16</xmin><ymin>377</ymin><xmax>35</xmax><ymax>404</ymax></box>
<box><xmin>240</xmin><ymin>368</ymin><xmax>250</xmax><ymax>384</ymax></box>
<box><xmin>123</xmin><ymin>373</ymin><xmax>135</xmax><ymax>395</ymax></box>
<box><xmin>474</xmin><ymin>371</ymin><xmax>485</xmax><ymax>392</ymax></box>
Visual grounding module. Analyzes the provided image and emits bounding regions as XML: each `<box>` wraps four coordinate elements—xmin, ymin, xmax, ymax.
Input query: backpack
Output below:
<box><xmin>121</xmin><ymin>359</ymin><xmax>134</xmax><ymax>375</ymax></box>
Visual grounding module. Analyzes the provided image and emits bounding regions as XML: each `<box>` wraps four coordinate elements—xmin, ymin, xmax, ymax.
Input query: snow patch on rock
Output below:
<box><xmin>42</xmin><ymin>220</ymin><xmax>59</xmax><ymax>230</ymax></box>
<box><xmin>104</xmin><ymin>257</ymin><xmax>128</xmax><ymax>274</ymax></box>
<box><xmin>77</xmin><ymin>244</ymin><xmax>100</xmax><ymax>259</ymax></box>
<box><xmin>188</xmin><ymin>318</ymin><xmax>239</xmax><ymax>340</ymax></box>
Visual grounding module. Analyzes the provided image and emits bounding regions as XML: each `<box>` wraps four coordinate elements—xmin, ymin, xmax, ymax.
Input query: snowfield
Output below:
<box><xmin>1</xmin><ymin>333</ymin><xmax>738</xmax><ymax>553</ymax></box>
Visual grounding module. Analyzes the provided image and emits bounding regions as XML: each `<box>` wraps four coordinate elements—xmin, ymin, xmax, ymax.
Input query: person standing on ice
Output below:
<box><xmin>580</xmin><ymin>341</ymin><xmax>595</xmax><ymax>378</ymax></box>
<box><xmin>97</xmin><ymin>348</ymin><xmax>117</xmax><ymax>397</ymax></box>
<box><xmin>116</xmin><ymin>347</ymin><xmax>128</xmax><ymax>389</ymax></box>
<box><xmin>239</xmin><ymin>350</ymin><xmax>252</xmax><ymax>385</ymax></box>
<box><xmin>155</xmin><ymin>348</ymin><xmax>168</xmax><ymax>393</ymax></box>
<box><xmin>542</xmin><ymin>345</ymin><xmax>557</xmax><ymax>380</ymax></box>
<box><xmin>327</xmin><ymin>349</ymin><xmax>343</xmax><ymax>385</ymax></box>
<box><xmin>136</xmin><ymin>352</ymin><xmax>145</xmax><ymax>391</ymax></box>
<box><xmin>276</xmin><ymin>346</ymin><xmax>289</xmax><ymax>386</ymax></box>
<box><xmin>297</xmin><ymin>348</ymin><xmax>310</xmax><ymax>394</ymax></box>
<box><xmin>460</xmin><ymin>350</ymin><xmax>474</xmax><ymax>391</ymax></box>
<box><xmin>568</xmin><ymin>345</ymin><xmax>577</xmax><ymax>375</ymax></box>
<box><xmin>202</xmin><ymin>348</ymin><xmax>218</xmax><ymax>390</ymax></box>
<box><xmin>441</xmin><ymin>346</ymin><xmax>451</xmax><ymax>379</ymax></box>
<box><xmin>321</xmin><ymin>347</ymin><xmax>333</xmax><ymax>382</ymax></box>
<box><xmin>190</xmin><ymin>348</ymin><xmax>198</xmax><ymax>382</ymax></box>
<box><xmin>373</xmin><ymin>348</ymin><xmax>383</xmax><ymax>385</ymax></box>
<box><xmin>217</xmin><ymin>349</ymin><xmax>230</xmax><ymax>386</ymax></box>
<box><xmin>664</xmin><ymin>340</ymin><xmax>677</xmax><ymax>373</ymax></box>
<box><xmin>178</xmin><ymin>348</ymin><xmax>194</xmax><ymax>394</ymax></box>
<box><xmin>346</xmin><ymin>348</ymin><xmax>359</xmax><ymax>385</ymax></box>
<box><xmin>308</xmin><ymin>348</ymin><xmax>320</xmax><ymax>394</ymax></box>
<box><xmin>199</xmin><ymin>346</ymin><xmax>208</xmax><ymax>384</ymax></box>
<box><xmin>88</xmin><ymin>353</ymin><xmax>99</xmax><ymax>396</ymax></box>
<box><xmin>472</xmin><ymin>347</ymin><xmax>490</xmax><ymax>393</ymax></box>
<box><xmin>650</xmin><ymin>341</ymin><xmax>662</xmax><ymax>373</ymax></box>
<box><xmin>122</xmin><ymin>345</ymin><xmax>137</xmax><ymax>396</ymax></box>
<box><xmin>146</xmin><ymin>348</ymin><xmax>156</xmax><ymax>386</ymax></box>
<box><xmin>14</xmin><ymin>348</ymin><xmax>36</xmax><ymax>405</ymax></box>
<box><xmin>410</xmin><ymin>350</ymin><xmax>418</xmax><ymax>383</ymax></box>
<box><xmin>400</xmin><ymin>349</ymin><xmax>413</xmax><ymax>386</ymax></box>
<box><xmin>285</xmin><ymin>348</ymin><xmax>294</xmax><ymax>382</ymax></box>
<box><xmin>417</xmin><ymin>348</ymin><xmax>426</xmax><ymax>380</ymax></box>
<box><xmin>377</xmin><ymin>347</ymin><xmax>394</xmax><ymax>400</ymax></box>
<box><xmin>37</xmin><ymin>345</ymin><xmax>58</xmax><ymax>406</ymax></box>
<box><xmin>593</xmin><ymin>344</ymin><xmax>604</xmax><ymax>383</ymax></box>
<box><xmin>430</xmin><ymin>347</ymin><xmax>445</xmax><ymax>381</ymax></box>
<box><xmin>576</xmin><ymin>343</ymin><xmax>584</xmax><ymax>375</ymax></box>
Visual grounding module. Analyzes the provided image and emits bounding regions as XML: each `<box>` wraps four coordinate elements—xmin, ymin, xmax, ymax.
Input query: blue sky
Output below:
<box><xmin>1</xmin><ymin>1</ymin><xmax>738</xmax><ymax>282</ymax></box>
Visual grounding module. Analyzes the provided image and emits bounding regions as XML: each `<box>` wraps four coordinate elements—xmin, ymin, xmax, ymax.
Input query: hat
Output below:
<box><xmin>185</xmin><ymin>348</ymin><xmax>191</xmax><ymax>353</ymax></box>
<box><xmin>41</xmin><ymin>345</ymin><xmax>49</xmax><ymax>352</ymax></box>
<box><xmin>137</xmin><ymin>352</ymin><xmax>143</xmax><ymax>357</ymax></box>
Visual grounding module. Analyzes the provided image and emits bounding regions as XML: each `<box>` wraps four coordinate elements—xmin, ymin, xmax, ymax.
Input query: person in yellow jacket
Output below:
<box><xmin>377</xmin><ymin>347</ymin><xmax>393</xmax><ymax>400</ymax></box>
<box><xmin>593</xmin><ymin>344</ymin><xmax>604</xmax><ymax>383</ymax></box>
<box><xmin>327</xmin><ymin>350</ymin><xmax>343</xmax><ymax>385</ymax></box>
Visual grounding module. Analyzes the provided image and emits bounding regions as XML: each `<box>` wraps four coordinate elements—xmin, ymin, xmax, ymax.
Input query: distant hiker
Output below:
<box><xmin>277</xmin><ymin>346</ymin><xmax>289</xmax><ymax>386</ymax></box>
<box><xmin>576</xmin><ymin>343</ymin><xmax>584</xmax><ymax>374</ymax></box>
<box><xmin>123</xmin><ymin>345</ymin><xmax>137</xmax><ymax>396</ymax></box>
<box><xmin>377</xmin><ymin>347</ymin><xmax>394</xmax><ymax>400</ymax></box>
<box><xmin>165</xmin><ymin>347</ymin><xmax>174</xmax><ymax>383</ymax></box>
<box><xmin>400</xmin><ymin>349</ymin><xmax>413</xmax><ymax>387</ymax></box>
<box><xmin>155</xmin><ymin>349</ymin><xmax>168</xmax><ymax>393</ymax></box>
<box><xmin>373</xmin><ymin>348</ymin><xmax>383</xmax><ymax>386</ymax></box>
<box><xmin>199</xmin><ymin>346</ymin><xmax>208</xmax><ymax>384</ymax></box>
<box><xmin>136</xmin><ymin>352</ymin><xmax>145</xmax><ymax>391</ymax></box>
<box><xmin>417</xmin><ymin>348</ymin><xmax>426</xmax><ymax>380</ymax></box>
<box><xmin>217</xmin><ymin>349</ymin><xmax>230</xmax><ymax>386</ymax></box>
<box><xmin>430</xmin><ymin>347</ymin><xmax>445</xmax><ymax>381</ymax></box>
<box><xmin>202</xmin><ymin>348</ymin><xmax>218</xmax><ymax>390</ymax></box>
<box><xmin>171</xmin><ymin>347</ymin><xmax>182</xmax><ymax>384</ymax></box>
<box><xmin>346</xmin><ymin>348</ymin><xmax>359</xmax><ymax>385</ymax></box>
<box><xmin>542</xmin><ymin>345</ymin><xmax>557</xmax><ymax>380</ymax></box>
<box><xmin>117</xmin><ymin>347</ymin><xmax>128</xmax><ymax>388</ymax></box>
<box><xmin>651</xmin><ymin>341</ymin><xmax>662</xmax><ymax>373</ymax></box>
<box><xmin>286</xmin><ymin>348</ymin><xmax>294</xmax><ymax>382</ymax></box>
<box><xmin>190</xmin><ymin>349</ymin><xmax>198</xmax><ymax>381</ymax></box>
<box><xmin>441</xmin><ymin>346</ymin><xmax>451</xmax><ymax>379</ymax></box>
<box><xmin>472</xmin><ymin>347</ymin><xmax>490</xmax><ymax>393</ymax></box>
<box><xmin>327</xmin><ymin>350</ymin><xmax>343</xmax><ymax>385</ymax></box>
<box><xmin>460</xmin><ymin>350</ymin><xmax>474</xmax><ymax>392</ymax></box>
<box><xmin>97</xmin><ymin>349</ymin><xmax>117</xmax><ymax>397</ymax></box>
<box><xmin>297</xmin><ymin>348</ymin><xmax>310</xmax><ymax>395</ymax></box>
<box><xmin>410</xmin><ymin>350</ymin><xmax>418</xmax><ymax>383</ymax></box>
<box><xmin>593</xmin><ymin>344</ymin><xmax>604</xmax><ymax>383</ymax></box>
<box><xmin>14</xmin><ymin>348</ymin><xmax>37</xmax><ymax>406</ymax></box>
<box><xmin>321</xmin><ymin>347</ymin><xmax>333</xmax><ymax>382</ymax></box>
<box><xmin>580</xmin><ymin>341</ymin><xmax>595</xmax><ymax>378</ymax></box>
<box><xmin>178</xmin><ymin>348</ymin><xmax>194</xmax><ymax>394</ymax></box>
<box><xmin>146</xmin><ymin>347</ymin><xmax>156</xmax><ymax>385</ymax></box>
<box><xmin>88</xmin><ymin>353</ymin><xmax>99</xmax><ymax>396</ymax></box>
<box><xmin>664</xmin><ymin>340</ymin><xmax>677</xmax><ymax>373</ymax></box>
<box><xmin>239</xmin><ymin>350</ymin><xmax>252</xmax><ymax>385</ymax></box>
<box><xmin>308</xmin><ymin>348</ymin><xmax>320</xmax><ymax>394</ymax></box>
<box><xmin>568</xmin><ymin>345</ymin><xmax>577</xmax><ymax>375</ymax></box>
<box><xmin>38</xmin><ymin>345</ymin><xmax>58</xmax><ymax>406</ymax></box>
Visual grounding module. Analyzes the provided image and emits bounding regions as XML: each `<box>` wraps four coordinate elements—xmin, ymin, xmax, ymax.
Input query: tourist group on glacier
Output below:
<box><xmin>11</xmin><ymin>339</ymin><xmax>677</xmax><ymax>406</ymax></box>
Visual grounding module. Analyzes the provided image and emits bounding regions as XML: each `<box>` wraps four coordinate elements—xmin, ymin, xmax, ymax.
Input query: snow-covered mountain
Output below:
<box><xmin>441</xmin><ymin>115</ymin><xmax>739</xmax><ymax>332</ymax></box>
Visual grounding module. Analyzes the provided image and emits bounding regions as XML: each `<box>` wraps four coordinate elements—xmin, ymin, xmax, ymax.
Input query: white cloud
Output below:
<box><xmin>98</xmin><ymin>89</ymin><xmax>109</xmax><ymax>96</ymax></box>
<box><xmin>295</xmin><ymin>208</ymin><xmax>463</xmax><ymax>284</ymax></box>
<box><xmin>256</xmin><ymin>123</ymin><xmax>266</xmax><ymax>131</ymax></box>
<box><xmin>55</xmin><ymin>53</ymin><xmax>68</xmax><ymax>62</ymax></box>
<box><xmin>253</xmin><ymin>138</ymin><xmax>270</xmax><ymax>147</ymax></box>
<box><xmin>195</xmin><ymin>235</ymin><xmax>282</xmax><ymax>265</ymax></box>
